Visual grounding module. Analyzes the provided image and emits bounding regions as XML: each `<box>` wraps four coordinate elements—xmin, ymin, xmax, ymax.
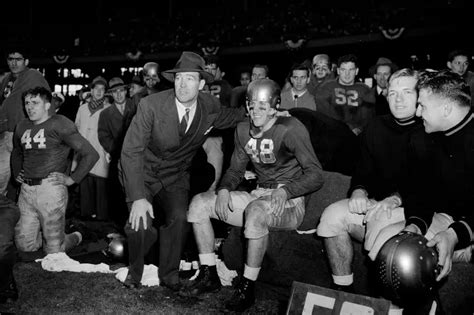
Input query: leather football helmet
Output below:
<box><xmin>104</xmin><ymin>236</ymin><xmax>128</xmax><ymax>261</ymax></box>
<box><xmin>375</xmin><ymin>231</ymin><xmax>440</xmax><ymax>306</ymax></box>
<box><xmin>246</xmin><ymin>78</ymin><xmax>281</xmax><ymax>109</ymax></box>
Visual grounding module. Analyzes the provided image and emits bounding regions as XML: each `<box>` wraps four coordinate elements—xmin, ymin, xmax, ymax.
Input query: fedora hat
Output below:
<box><xmin>369</xmin><ymin>57</ymin><xmax>398</xmax><ymax>75</ymax></box>
<box><xmin>108</xmin><ymin>77</ymin><xmax>127</xmax><ymax>92</ymax></box>
<box><xmin>162</xmin><ymin>51</ymin><xmax>214</xmax><ymax>83</ymax></box>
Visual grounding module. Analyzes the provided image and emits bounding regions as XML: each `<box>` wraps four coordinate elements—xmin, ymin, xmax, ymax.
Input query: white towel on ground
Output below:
<box><xmin>35</xmin><ymin>252</ymin><xmax>113</xmax><ymax>273</ymax></box>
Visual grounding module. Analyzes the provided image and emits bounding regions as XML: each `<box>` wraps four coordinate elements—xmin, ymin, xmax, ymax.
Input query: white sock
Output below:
<box><xmin>243</xmin><ymin>264</ymin><xmax>260</xmax><ymax>281</ymax></box>
<box><xmin>332</xmin><ymin>273</ymin><xmax>353</xmax><ymax>286</ymax></box>
<box><xmin>199</xmin><ymin>253</ymin><xmax>216</xmax><ymax>266</ymax></box>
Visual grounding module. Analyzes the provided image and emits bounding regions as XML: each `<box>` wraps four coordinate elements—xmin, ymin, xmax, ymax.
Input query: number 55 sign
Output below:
<box><xmin>286</xmin><ymin>281</ymin><xmax>390</xmax><ymax>315</ymax></box>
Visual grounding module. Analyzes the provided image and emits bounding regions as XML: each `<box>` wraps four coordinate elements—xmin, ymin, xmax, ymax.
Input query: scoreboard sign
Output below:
<box><xmin>286</xmin><ymin>281</ymin><xmax>391</xmax><ymax>315</ymax></box>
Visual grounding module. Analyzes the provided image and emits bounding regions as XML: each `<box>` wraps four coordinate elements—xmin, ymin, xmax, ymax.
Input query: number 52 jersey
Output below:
<box><xmin>13</xmin><ymin>115</ymin><xmax>97</xmax><ymax>180</ymax></box>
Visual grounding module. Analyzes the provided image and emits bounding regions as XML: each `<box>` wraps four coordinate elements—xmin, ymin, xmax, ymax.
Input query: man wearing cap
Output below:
<box><xmin>0</xmin><ymin>46</ymin><xmax>50</xmax><ymax>199</ymax></box>
<box><xmin>370</xmin><ymin>57</ymin><xmax>398</xmax><ymax>116</ymax></box>
<box><xmin>98</xmin><ymin>77</ymin><xmax>136</xmax><ymax>227</ymax></box>
<box><xmin>307</xmin><ymin>54</ymin><xmax>334</xmax><ymax>98</ymax></box>
<box><xmin>74</xmin><ymin>76</ymin><xmax>111</xmax><ymax>221</ymax></box>
<box><xmin>120</xmin><ymin>51</ymin><xmax>246</xmax><ymax>290</ymax></box>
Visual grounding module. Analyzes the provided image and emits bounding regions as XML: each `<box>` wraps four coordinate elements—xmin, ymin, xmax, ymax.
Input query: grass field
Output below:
<box><xmin>1</xmin><ymin>259</ymin><xmax>283</xmax><ymax>314</ymax></box>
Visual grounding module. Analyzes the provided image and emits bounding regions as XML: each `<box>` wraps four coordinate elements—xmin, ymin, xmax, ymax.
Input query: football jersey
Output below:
<box><xmin>202</xmin><ymin>79</ymin><xmax>233</xmax><ymax>107</ymax></box>
<box><xmin>219</xmin><ymin>116</ymin><xmax>323</xmax><ymax>199</ymax></box>
<box><xmin>14</xmin><ymin>115</ymin><xmax>89</xmax><ymax>179</ymax></box>
<box><xmin>316</xmin><ymin>79</ymin><xmax>376</xmax><ymax>131</ymax></box>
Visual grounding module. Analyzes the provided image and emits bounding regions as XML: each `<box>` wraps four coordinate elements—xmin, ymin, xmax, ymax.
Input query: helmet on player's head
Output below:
<box><xmin>375</xmin><ymin>231</ymin><xmax>440</xmax><ymax>306</ymax></box>
<box><xmin>143</xmin><ymin>62</ymin><xmax>159</xmax><ymax>78</ymax></box>
<box><xmin>246</xmin><ymin>78</ymin><xmax>281</xmax><ymax>109</ymax></box>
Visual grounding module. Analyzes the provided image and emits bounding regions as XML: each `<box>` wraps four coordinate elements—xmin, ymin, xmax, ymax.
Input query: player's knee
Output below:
<box><xmin>188</xmin><ymin>191</ymin><xmax>214</xmax><ymax>223</ymax></box>
<box><xmin>244</xmin><ymin>200</ymin><xmax>269</xmax><ymax>239</ymax></box>
<box><xmin>317</xmin><ymin>199</ymin><xmax>350</xmax><ymax>237</ymax></box>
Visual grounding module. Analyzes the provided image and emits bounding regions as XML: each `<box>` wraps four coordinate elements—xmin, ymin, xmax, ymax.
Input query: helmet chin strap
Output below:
<box><xmin>249</xmin><ymin>114</ymin><xmax>277</xmax><ymax>139</ymax></box>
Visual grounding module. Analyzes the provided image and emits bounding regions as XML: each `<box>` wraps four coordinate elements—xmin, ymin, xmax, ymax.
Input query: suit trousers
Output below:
<box><xmin>125</xmin><ymin>187</ymin><xmax>190</xmax><ymax>285</ymax></box>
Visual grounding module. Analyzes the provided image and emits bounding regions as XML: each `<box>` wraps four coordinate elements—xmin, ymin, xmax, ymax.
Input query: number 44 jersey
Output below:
<box><xmin>219</xmin><ymin>116</ymin><xmax>323</xmax><ymax>199</ymax></box>
<box><xmin>13</xmin><ymin>115</ymin><xmax>83</xmax><ymax>179</ymax></box>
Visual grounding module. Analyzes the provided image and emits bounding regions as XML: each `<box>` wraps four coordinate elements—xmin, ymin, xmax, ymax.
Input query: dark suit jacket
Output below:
<box><xmin>373</xmin><ymin>87</ymin><xmax>390</xmax><ymax>116</ymax></box>
<box><xmin>120</xmin><ymin>89</ymin><xmax>245</xmax><ymax>202</ymax></box>
<box><xmin>98</xmin><ymin>99</ymin><xmax>136</xmax><ymax>162</ymax></box>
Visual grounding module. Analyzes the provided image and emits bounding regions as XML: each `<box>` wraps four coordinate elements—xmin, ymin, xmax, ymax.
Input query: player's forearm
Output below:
<box><xmin>284</xmin><ymin>166</ymin><xmax>324</xmax><ymax>198</ymax></box>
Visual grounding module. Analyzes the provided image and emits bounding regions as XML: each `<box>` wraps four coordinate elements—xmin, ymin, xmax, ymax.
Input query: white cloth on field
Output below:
<box><xmin>188</xmin><ymin>258</ymin><xmax>237</xmax><ymax>286</ymax></box>
<box><xmin>115</xmin><ymin>264</ymin><xmax>160</xmax><ymax>287</ymax></box>
<box><xmin>35</xmin><ymin>252</ymin><xmax>113</xmax><ymax>273</ymax></box>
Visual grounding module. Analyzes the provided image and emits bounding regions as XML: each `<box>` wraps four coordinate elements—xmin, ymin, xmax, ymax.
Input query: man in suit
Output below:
<box><xmin>120</xmin><ymin>51</ymin><xmax>246</xmax><ymax>290</ymax></box>
<box><xmin>369</xmin><ymin>57</ymin><xmax>398</xmax><ymax>116</ymax></box>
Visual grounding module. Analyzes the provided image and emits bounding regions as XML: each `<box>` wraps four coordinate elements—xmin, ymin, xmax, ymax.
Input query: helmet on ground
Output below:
<box><xmin>375</xmin><ymin>231</ymin><xmax>440</xmax><ymax>306</ymax></box>
<box><xmin>246</xmin><ymin>78</ymin><xmax>281</xmax><ymax>109</ymax></box>
<box><xmin>106</xmin><ymin>236</ymin><xmax>128</xmax><ymax>261</ymax></box>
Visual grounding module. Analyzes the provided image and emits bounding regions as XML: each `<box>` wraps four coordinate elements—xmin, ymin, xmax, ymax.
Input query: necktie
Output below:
<box><xmin>179</xmin><ymin>108</ymin><xmax>190</xmax><ymax>136</ymax></box>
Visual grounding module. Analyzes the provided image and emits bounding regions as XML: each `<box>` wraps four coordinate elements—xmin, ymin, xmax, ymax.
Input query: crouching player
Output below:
<box><xmin>183</xmin><ymin>79</ymin><xmax>324</xmax><ymax>312</ymax></box>
<box><xmin>12</xmin><ymin>87</ymin><xmax>98</xmax><ymax>254</ymax></box>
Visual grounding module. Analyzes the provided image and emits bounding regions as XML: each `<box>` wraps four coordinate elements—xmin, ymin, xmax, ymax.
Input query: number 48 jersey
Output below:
<box><xmin>219</xmin><ymin>116</ymin><xmax>323</xmax><ymax>199</ymax></box>
<box><xmin>13</xmin><ymin>115</ymin><xmax>81</xmax><ymax>179</ymax></box>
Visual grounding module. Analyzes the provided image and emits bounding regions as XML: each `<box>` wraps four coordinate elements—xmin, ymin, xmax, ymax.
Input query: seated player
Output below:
<box><xmin>316</xmin><ymin>69</ymin><xmax>423</xmax><ymax>293</ymax></box>
<box><xmin>183</xmin><ymin>79</ymin><xmax>324</xmax><ymax>312</ymax></box>
<box><xmin>11</xmin><ymin>87</ymin><xmax>98</xmax><ymax>254</ymax></box>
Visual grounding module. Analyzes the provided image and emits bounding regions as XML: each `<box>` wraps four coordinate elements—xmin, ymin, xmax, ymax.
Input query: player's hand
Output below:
<box><xmin>47</xmin><ymin>172</ymin><xmax>75</xmax><ymax>186</ymax></box>
<box><xmin>215</xmin><ymin>189</ymin><xmax>232</xmax><ymax>221</ymax></box>
<box><xmin>427</xmin><ymin>228</ymin><xmax>458</xmax><ymax>281</ymax></box>
<box><xmin>348</xmin><ymin>189</ymin><xmax>370</xmax><ymax>214</ymax></box>
<box><xmin>16</xmin><ymin>170</ymin><xmax>25</xmax><ymax>184</ymax></box>
<box><xmin>129</xmin><ymin>198</ymin><xmax>154</xmax><ymax>231</ymax></box>
<box><xmin>276</xmin><ymin>110</ymin><xmax>291</xmax><ymax>117</ymax></box>
<box><xmin>270</xmin><ymin>188</ymin><xmax>287</xmax><ymax>217</ymax></box>
<box><xmin>363</xmin><ymin>196</ymin><xmax>400</xmax><ymax>223</ymax></box>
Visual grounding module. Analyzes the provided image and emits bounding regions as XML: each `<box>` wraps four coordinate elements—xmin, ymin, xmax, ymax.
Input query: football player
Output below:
<box><xmin>11</xmin><ymin>87</ymin><xmax>98</xmax><ymax>254</ymax></box>
<box><xmin>315</xmin><ymin>54</ymin><xmax>376</xmax><ymax>135</ymax></box>
<box><xmin>183</xmin><ymin>79</ymin><xmax>323</xmax><ymax>312</ymax></box>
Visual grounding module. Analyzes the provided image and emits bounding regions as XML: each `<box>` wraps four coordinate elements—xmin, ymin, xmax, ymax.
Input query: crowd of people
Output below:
<box><xmin>1</xmin><ymin>43</ymin><xmax>473</xmax><ymax>314</ymax></box>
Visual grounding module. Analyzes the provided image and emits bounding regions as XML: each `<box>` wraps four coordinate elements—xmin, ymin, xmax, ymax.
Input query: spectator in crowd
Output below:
<box><xmin>119</xmin><ymin>51</ymin><xmax>246</xmax><ymax>291</ymax></box>
<box><xmin>128</xmin><ymin>75</ymin><xmax>145</xmax><ymax>98</ymax></box>
<box><xmin>231</xmin><ymin>64</ymin><xmax>270</xmax><ymax>108</ymax></box>
<box><xmin>239</xmin><ymin>71</ymin><xmax>251</xmax><ymax>87</ymax></box>
<box><xmin>0</xmin><ymin>195</ymin><xmax>20</xmax><ymax>303</ymax></box>
<box><xmin>251</xmin><ymin>64</ymin><xmax>269</xmax><ymax>81</ymax></box>
<box><xmin>315</xmin><ymin>54</ymin><xmax>375</xmax><ymax>135</ymax></box>
<box><xmin>280</xmin><ymin>63</ymin><xmax>316</xmax><ymax>111</ymax></box>
<box><xmin>369</xmin><ymin>57</ymin><xmax>398</xmax><ymax>116</ymax></box>
<box><xmin>203</xmin><ymin>55</ymin><xmax>233</xmax><ymax>107</ymax></box>
<box><xmin>98</xmin><ymin>77</ymin><xmax>136</xmax><ymax>227</ymax></box>
<box><xmin>0</xmin><ymin>46</ymin><xmax>50</xmax><ymax>198</ymax></box>
<box><xmin>307</xmin><ymin>54</ymin><xmax>334</xmax><ymax>97</ymax></box>
<box><xmin>316</xmin><ymin>69</ymin><xmax>422</xmax><ymax>294</ymax></box>
<box><xmin>74</xmin><ymin>76</ymin><xmax>110</xmax><ymax>221</ymax></box>
<box><xmin>12</xmin><ymin>87</ymin><xmax>98</xmax><ymax>254</ymax></box>
<box><xmin>446</xmin><ymin>49</ymin><xmax>474</xmax><ymax>101</ymax></box>
<box><xmin>183</xmin><ymin>79</ymin><xmax>323</xmax><ymax>312</ymax></box>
